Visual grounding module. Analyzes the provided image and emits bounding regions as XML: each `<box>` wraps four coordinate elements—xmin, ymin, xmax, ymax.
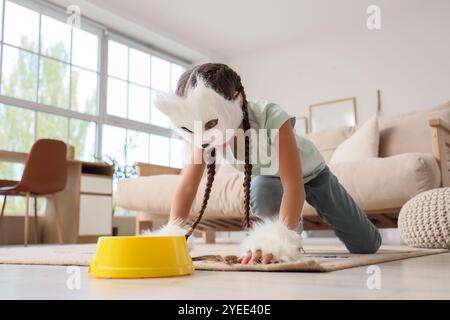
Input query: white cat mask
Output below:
<box><xmin>154</xmin><ymin>80</ymin><xmax>243</xmax><ymax>148</ymax></box>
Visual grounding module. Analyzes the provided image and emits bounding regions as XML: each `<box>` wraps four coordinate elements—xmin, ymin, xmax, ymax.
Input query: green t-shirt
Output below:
<box><xmin>222</xmin><ymin>99</ymin><xmax>326</xmax><ymax>183</ymax></box>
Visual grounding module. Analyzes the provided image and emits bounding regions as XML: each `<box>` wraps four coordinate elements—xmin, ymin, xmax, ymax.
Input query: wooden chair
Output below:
<box><xmin>0</xmin><ymin>139</ymin><xmax>67</xmax><ymax>246</ymax></box>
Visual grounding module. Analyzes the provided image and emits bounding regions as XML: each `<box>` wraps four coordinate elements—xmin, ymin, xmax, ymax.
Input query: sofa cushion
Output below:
<box><xmin>307</xmin><ymin>126</ymin><xmax>355</xmax><ymax>163</ymax></box>
<box><xmin>116</xmin><ymin>172</ymin><xmax>245</xmax><ymax>218</ymax></box>
<box><xmin>117</xmin><ymin>153</ymin><xmax>440</xmax><ymax>220</ymax></box>
<box><xmin>304</xmin><ymin>153</ymin><xmax>441</xmax><ymax>216</ymax></box>
<box><xmin>379</xmin><ymin>101</ymin><xmax>450</xmax><ymax>157</ymax></box>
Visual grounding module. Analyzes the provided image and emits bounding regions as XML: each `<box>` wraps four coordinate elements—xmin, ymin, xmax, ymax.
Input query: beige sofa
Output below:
<box><xmin>116</xmin><ymin>102</ymin><xmax>450</xmax><ymax>242</ymax></box>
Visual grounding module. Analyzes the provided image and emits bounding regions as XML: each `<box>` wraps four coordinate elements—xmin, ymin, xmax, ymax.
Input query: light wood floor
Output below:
<box><xmin>0</xmin><ymin>239</ymin><xmax>449</xmax><ymax>299</ymax></box>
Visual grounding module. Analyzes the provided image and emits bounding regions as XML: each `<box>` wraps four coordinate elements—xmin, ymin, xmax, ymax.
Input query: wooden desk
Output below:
<box><xmin>0</xmin><ymin>149</ymin><xmax>113</xmax><ymax>244</ymax></box>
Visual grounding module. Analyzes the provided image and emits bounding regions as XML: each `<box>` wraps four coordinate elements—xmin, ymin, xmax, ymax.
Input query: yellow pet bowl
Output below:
<box><xmin>89</xmin><ymin>235</ymin><xmax>194</xmax><ymax>279</ymax></box>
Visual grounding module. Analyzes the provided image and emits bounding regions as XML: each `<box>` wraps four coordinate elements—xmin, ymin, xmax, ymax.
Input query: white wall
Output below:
<box><xmin>229</xmin><ymin>2</ymin><xmax>450</xmax><ymax>124</ymax></box>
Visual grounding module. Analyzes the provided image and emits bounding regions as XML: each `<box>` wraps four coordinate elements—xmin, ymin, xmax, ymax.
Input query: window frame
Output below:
<box><xmin>0</xmin><ymin>0</ymin><xmax>191</xmax><ymax>166</ymax></box>
<box><xmin>102</xmin><ymin>32</ymin><xmax>190</xmax><ymax>167</ymax></box>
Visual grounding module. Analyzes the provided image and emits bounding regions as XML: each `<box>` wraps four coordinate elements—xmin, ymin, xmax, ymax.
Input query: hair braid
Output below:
<box><xmin>185</xmin><ymin>148</ymin><xmax>216</xmax><ymax>239</ymax></box>
<box><xmin>238</xmin><ymin>86</ymin><xmax>252</xmax><ymax>229</ymax></box>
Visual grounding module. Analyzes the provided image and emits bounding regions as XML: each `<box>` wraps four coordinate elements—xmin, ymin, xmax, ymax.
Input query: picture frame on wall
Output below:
<box><xmin>308</xmin><ymin>97</ymin><xmax>357</xmax><ymax>132</ymax></box>
<box><xmin>294</xmin><ymin>116</ymin><xmax>309</xmax><ymax>136</ymax></box>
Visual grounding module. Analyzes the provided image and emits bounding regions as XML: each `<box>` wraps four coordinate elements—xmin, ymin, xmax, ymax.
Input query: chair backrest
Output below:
<box><xmin>16</xmin><ymin>139</ymin><xmax>68</xmax><ymax>195</ymax></box>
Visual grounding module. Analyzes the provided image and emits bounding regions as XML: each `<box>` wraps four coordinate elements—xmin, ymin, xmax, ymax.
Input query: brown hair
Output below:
<box><xmin>179</xmin><ymin>63</ymin><xmax>252</xmax><ymax>238</ymax></box>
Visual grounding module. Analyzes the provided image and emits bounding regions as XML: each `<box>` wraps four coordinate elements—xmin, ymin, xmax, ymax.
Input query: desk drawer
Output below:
<box><xmin>80</xmin><ymin>175</ymin><xmax>112</xmax><ymax>194</ymax></box>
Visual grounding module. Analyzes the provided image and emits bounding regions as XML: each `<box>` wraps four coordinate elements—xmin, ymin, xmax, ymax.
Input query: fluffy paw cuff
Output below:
<box><xmin>240</xmin><ymin>219</ymin><xmax>303</xmax><ymax>262</ymax></box>
<box><xmin>141</xmin><ymin>219</ymin><xmax>195</xmax><ymax>251</ymax></box>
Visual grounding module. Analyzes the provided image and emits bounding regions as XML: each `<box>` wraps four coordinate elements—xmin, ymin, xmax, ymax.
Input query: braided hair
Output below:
<box><xmin>177</xmin><ymin>63</ymin><xmax>253</xmax><ymax>238</ymax></box>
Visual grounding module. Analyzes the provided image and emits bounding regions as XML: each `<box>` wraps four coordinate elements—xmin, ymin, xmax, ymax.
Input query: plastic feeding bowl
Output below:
<box><xmin>89</xmin><ymin>235</ymin><xmax>194</xmax><ymax>279</ymax></box>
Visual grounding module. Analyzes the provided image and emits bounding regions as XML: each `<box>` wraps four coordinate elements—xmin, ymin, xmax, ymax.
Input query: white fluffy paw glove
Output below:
<box><xmin>141</xmin><ymin>219</ymin><xmax>195</xmax><ymax>251</ymax></box>
<box><xmin>240</xmin><ymin>218</ymin><xmax>303</xmax><ymax>262</ymax></box>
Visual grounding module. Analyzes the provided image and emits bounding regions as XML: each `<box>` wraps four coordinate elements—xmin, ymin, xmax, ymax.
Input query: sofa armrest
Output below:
<box><xmin>135</xmin><ymin>162</ymin><xmax>181</xmax><ymax>177</ymax></box>
<box><xmin>429</xmin><ymin>118</ymin><xmax>450</xmax><ymax>187</ymax></box>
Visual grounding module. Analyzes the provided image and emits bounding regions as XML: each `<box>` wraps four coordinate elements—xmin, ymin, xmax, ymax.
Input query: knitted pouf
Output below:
<box><xmin>398</xmin><ymin>188</ymin><xmax>450</xmax><ymax>249</ymax></box>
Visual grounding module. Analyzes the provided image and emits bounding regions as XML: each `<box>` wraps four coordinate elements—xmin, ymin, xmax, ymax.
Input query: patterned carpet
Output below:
<box><xmin>0</xmin><ymin>242</ymin><xmax>447</xmax><ymax>272</ymax></box>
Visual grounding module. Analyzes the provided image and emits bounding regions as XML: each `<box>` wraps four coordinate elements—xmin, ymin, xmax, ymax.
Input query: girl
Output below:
<box><xmin>154</xmin><ymin>63</ymin><xmax>381</xmax><ymax>264</ymax></box>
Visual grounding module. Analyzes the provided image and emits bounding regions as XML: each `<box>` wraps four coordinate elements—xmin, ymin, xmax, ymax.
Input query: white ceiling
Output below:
<box><xmin>82</xmin><ymin>0</ymin><xmax>429</xmax><ymax>61</ymax></box>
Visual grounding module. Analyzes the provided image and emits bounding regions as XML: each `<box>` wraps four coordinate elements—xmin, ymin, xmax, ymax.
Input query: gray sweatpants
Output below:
<box><xmin>250</xmin><ymin>166</ymin><xmax>382</xmax><ymax>254</ymax></box>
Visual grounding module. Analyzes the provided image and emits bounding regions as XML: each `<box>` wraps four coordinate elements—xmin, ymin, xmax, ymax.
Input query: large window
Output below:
<box><xmin>0</xmin><ymin>0</ymin><xmax>101</xmax><ymax>161</ymax></box>
<box><xmin>0</xmin><ymin>0</ymin><xmax>190</xmax><ymax>215</ymax></box>
<box><xmin>104</xmin><ymin>37</ymin><xmax>186</xmax><ymax>168</ymax></box>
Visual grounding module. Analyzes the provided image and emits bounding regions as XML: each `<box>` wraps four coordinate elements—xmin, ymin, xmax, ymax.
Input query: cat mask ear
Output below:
<box><xmin>154</xmin><ymin>79</ymin><xmax>243</xmax><ymax>147</ymax></box>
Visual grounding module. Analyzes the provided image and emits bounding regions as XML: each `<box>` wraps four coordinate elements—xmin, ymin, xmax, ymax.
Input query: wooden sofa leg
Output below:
<box><xmin>202</xmin><ymin>231</ymin><xmax>215</xmax><ymax>244</ymax></box>
<box><xmin>135</xmin><ymin>211</ymin><xmax>153</xmax><ymax>235</ymax></box>
<box><xmin>135</xmin><ymin>220</ymin><xmax>153</xmax><ymax>235</ymax></box>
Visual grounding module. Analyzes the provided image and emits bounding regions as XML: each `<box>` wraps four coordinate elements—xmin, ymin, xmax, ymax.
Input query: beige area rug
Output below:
<box><xmin>0</xmin><ymin>243</ymin><xmax>447</xmax><ymax>272</ymax></box>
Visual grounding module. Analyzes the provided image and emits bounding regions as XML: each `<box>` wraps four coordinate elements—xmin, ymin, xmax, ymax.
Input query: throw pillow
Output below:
<box><xmin>330</xmin><ymin>115</ymin><xmax>379</xmax><ymax>164</ymax></box>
